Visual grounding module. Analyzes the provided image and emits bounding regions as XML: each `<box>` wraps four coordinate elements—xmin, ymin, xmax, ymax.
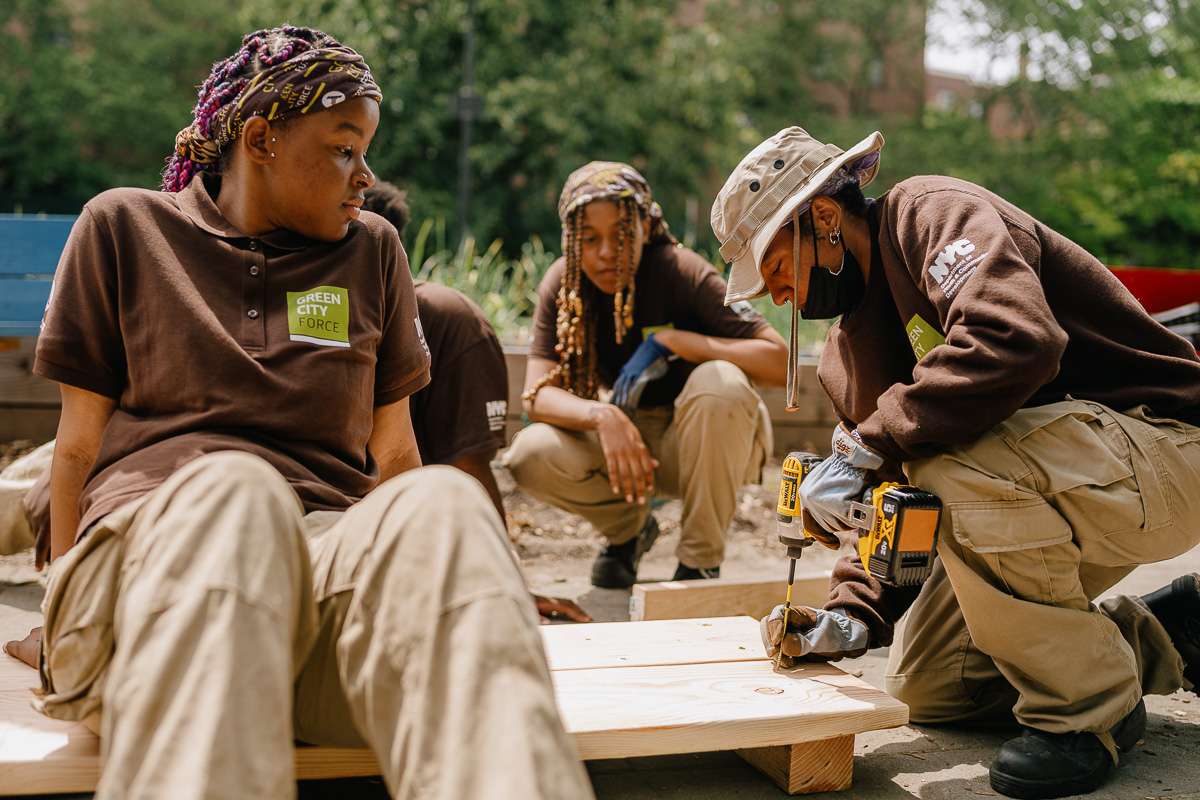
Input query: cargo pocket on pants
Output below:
<box><xmin>993</xmin><ymin>401</ymin><xmax>1155</xmax><ymax>539</ymax></box>
<box><xmin>948</xmin><ymin>497</ymin><xmax>1077</xmax><ymax>605</ymax></box>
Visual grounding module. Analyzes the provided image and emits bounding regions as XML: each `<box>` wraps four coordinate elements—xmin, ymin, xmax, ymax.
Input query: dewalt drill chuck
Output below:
<box><xmin>776</xmin><ymin>452</ymin><xmax>825</xmax><ymax>557</ymax></box>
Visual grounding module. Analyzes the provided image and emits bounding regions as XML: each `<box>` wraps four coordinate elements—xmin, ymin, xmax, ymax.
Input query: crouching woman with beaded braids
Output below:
<box><xmin>501</xmin><ymin>162</ymin><xmax>788</xmax><ymax>587</ymax></box>
<box><xmin>1</xmin><ymin>26</ymin><xmax>592</xmax><ymax>800</ymax></box>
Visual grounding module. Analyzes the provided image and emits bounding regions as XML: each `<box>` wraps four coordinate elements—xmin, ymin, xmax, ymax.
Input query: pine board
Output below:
<box><xmin>0</xmin><ymin>655</ymin><xmax>380</xmax><ymax>795</ymax></box>
<box><xmin>2</xmin><ymin>617</ymin><xmax>907</xmax><ymax>796</ymax></box>
<box><xmin>540</xmin><ymin>616</ymin><xmax>766</xmax><ymax>670</ymax></box>
<box><xmin>629</xmin><ymin>573</ymin><xmax>831</xmax><ymax>622</ymax></box>
<box><xmin>552</xmin><ymin>660</ymin><xmax>907</xmax><ymax>760</ymax></box>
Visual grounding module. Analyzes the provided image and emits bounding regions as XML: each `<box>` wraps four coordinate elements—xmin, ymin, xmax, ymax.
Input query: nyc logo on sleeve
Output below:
<box><xmin>927</xmin><ymin>236</ymin><xmax>989</xmax><ymax>299</ymax></box>
<box><xmin>288</xmin><ymin>286</ymin><xmax>350</xmax><ymax>347</ymax></box>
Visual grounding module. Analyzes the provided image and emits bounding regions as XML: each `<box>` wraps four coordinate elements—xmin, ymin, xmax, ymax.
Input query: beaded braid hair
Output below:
<box><xmin>161</xmin><ymin>26</ymin><xmax>340</xmax><ymax>193</ymax></box>
<box><xmin>524</xmin><ymin>161</ymin><xmax>676</xmax><ymax>404</ymax></box>
<box><xmin>524</xmin><ymin>196</ymin><xmax>656</xmax><ymax>402</ymax></box>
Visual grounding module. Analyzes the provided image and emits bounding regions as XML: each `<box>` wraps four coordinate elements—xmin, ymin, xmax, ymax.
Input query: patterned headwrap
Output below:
<box><xmin>785</xmin><ymin>154</ymin><xmax>880</xmax><ymax>221</ymax></box>
<box><xmin>173</xmin><ymin>47</ymin><xmax>382</xmax><ymax>167</ymax></box>
<box><xmin>557</xmin><ymin>161</ymin><xmax>675</xmax><ymax>246</ymax></box>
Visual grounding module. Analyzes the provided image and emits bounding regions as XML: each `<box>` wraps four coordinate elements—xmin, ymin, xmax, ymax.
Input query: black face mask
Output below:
<box><xmin>800</xmin><ymin>217</ymin><xmax>865</xmax><ymax>320</ymax></box>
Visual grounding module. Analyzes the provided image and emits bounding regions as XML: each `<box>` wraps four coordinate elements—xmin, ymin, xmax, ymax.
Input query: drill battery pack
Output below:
<box><xmin>850</xmin><ymin>484</ymin><xmax>942</xmax><ymax>586</ymax></box>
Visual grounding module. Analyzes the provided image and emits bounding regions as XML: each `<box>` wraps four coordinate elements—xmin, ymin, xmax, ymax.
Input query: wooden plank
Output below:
<box><xmin>552</xmin><ymin>659</ymin><xmax>907</xmax><ymax>760</ymax></box>
<box><xmin>629</xmin><ymin>574</ymin><xmax>831</xmax><ymax>622</ymax></box>
<box><xmin>0</xmin><ymin>282</ymin><xmax>53</xmax><ymax>336</ymax></box>
<box><xmin>2</xmin><ymin>618</ymin><xmax>907</xmax><ymax>795</ymax></box>
<box><xmin>0</xmin><ymin>215</ymin><xmax>75</xmax><ymax>276</ymax></box>
<box><xmin>0</xmin><ymin>687</ymin><xmax>101</xmax><ymax>795</ymax></box>
<box><xmin>539</xmin><ymin>616</ymin><xmax>765</xmax><ymax>671</ymax></box>
<box><xmin>0</xmin><ymin>338</ymin><xmax>58</xmax><ymax>407</ymax></box>
<box><xmin>0</xmin><ymin>409</ymin><xmax>59</xmax><ymax>444</ymax></box>
<box><xmin>0</xmin><ymin>656</ymin><xmax>383</xmax><ymax>794</ymax></box>
<box><xmin>737</xmin><ymin>734</ymin><xmax>854</xmax><ymax>795</ymax></box>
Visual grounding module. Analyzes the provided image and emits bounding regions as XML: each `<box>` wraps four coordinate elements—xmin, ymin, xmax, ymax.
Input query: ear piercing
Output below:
<box><xmin>829</xmin><ymin>228</ymin><xmax>841</xmax><ymax>245</ymax></box>
<box><xmin>270</xmin><ymin>137</ymin><xmax>276</xmax><ymax>158</ymax></box>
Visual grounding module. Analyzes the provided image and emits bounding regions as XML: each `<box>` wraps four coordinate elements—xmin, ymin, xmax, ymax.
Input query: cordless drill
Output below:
<box><xmin>773</xmin><ymin>452</ymin><xmax>942</xmax><ymax>655</ymax></box>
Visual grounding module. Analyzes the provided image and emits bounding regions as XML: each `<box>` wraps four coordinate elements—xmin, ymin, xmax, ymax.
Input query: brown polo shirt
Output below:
<box><xmin>410</xmin><ymin>281</ymin><xmax>509</xmax><ymax>465</ymax></box>
<box><xmin>35</xmin><ymin>173</ymin><xmax>431</xmax><ymax>535</ymax></box>
<box><xmin>530</xmin><ymin>242</ymin><xmax>773</xmax><ymax>407</ymax></box>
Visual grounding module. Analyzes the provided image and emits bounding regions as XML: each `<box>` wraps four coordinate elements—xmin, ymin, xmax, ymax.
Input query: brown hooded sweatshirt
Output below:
<box><xmin>818</xmin><ymin>175</ymin><xmax>1200</xmax><ymax>645</ymax></box>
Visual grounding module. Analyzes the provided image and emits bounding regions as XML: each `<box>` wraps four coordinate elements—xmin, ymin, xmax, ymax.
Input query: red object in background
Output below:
<box><xmin>1108</xmin><ymin>266</ymin><xmax>1200</xmax><ymax>315</ymax></box>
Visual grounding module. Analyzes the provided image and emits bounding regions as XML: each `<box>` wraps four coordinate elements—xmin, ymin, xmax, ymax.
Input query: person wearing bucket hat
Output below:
<box><xmin>712</xmin><ymin>126</ymin><xmax>1200</xmax><ymax>799</ymax></box>
<box><xmin>501</xmin><ymin>161</ymin><xmax>787</xmax><ymax>588</ymax></box>
<box><xmin>1</xmin><ymin>27</ymin><xmax>593</xmax><ymax>800</ymax></box>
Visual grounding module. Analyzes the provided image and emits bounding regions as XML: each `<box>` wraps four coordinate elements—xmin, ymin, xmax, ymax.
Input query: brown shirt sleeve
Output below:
<box><xmin>374</xmin><ymin>229</ymin><xmax>431</xmax><ymax>405</ymax></box>
<box><xmin>410</xmin><ymin>283</ymin><xmax>508</xmax><ymax>465</ymax></box>
<box><xmin>34</xmin><ymin>203</ymin><xmax>126</xmax><ymax>398</ymax></box>
<box><xmin>674</xmin><ymin>248</ymin><xmax>775</xmax><ymax>341</ymax></box>
<box><xmin>825</xmin><ymin>552</ymin><xmax>923</xmax><ymax>648</ymax></box>
<box><xmin>529</xmin><ymin>259</ymin><xmax>566</xmax><ymax>362</ymax></box>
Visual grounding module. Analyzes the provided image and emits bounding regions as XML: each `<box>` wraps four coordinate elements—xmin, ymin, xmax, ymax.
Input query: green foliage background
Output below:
<box><xmin>2</xmin><ymin>0</ymin><xmax>1198</xmax><ymax>339</ymax></box>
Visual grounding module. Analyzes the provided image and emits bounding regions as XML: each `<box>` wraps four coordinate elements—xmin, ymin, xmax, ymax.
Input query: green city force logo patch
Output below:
<box><xmin>288</xmin><ymin>285</ymin><xmax>350</xmax><ymax>347</ymax></box>
<box><xmin>905</xmin><ymin>313</ymin><xmax>945</xmax><ymax>362</ymax></box>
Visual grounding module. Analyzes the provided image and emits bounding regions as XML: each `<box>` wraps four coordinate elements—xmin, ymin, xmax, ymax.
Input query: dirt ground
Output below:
<box><xmin>1</xmin><ymin>438</ymin><xmax>844</xmax><ymax>622</ymax></box>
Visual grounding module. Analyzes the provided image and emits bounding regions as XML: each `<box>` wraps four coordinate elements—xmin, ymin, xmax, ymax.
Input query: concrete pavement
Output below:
<box><xmin>3</xmin><ymin>550</ymin><xmax>1199</xmax><ymax>799</ymax></box>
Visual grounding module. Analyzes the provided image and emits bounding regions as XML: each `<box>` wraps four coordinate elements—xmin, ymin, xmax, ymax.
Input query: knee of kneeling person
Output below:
<box><xmin>499</xmin><ymin>423</ymin><xmax>564</xmax><ymax>485</ymax></box>
<box><xmin>677</xmin><ymin>361</ymin><xmax>758</xmax><ymax>416</ymax></box>
<box><xmin>887</xmin><ymin>673</ymin><xmax>966</xmax><ymax>725</ymax></box>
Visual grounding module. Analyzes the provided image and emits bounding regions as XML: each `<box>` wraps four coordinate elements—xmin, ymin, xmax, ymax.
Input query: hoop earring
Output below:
<box><xmin>829</xmin><ymin>228</ymin><xmax>841</xmax><ymax>245</ymax></box>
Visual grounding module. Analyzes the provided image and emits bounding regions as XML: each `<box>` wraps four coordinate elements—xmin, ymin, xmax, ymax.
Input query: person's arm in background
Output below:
<box><xmin>651</xmin><ymin>326</ymin><xmax>787</xmax><ymax>387</ymax></box>
<box><xmin>3</xmin><ymin>384</ymin><xmax>116</xmax><ymax>668</ymax></box>
<box><xmin>450</xmin><ymin>449</ymin><xmax>505</xmax><ymax>523</ymax></box>
<box><xmin>370</xmin><ymin>397</ymin><xmax>422</xmax><ymax>483</ymax></box>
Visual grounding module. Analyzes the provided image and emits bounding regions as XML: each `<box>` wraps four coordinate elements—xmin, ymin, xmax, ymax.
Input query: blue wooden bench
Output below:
<box><xmin>0</xmin><ymin>214</ymin><xmax>75</xmax><ymax>440</ymax></box>
<box><xmin>0</xmin><ymin>214</ymin><xmax>74</xmax><ymax>338</ymax></box>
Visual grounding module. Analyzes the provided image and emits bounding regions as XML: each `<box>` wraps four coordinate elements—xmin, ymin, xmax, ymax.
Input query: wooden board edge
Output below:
<box><xmin>736</xmin><ymin>734</ymin><xmax>854</xmax><ymax>795</ymax></box>
<box><xmin>629</xmin><ymin>573</ymin><xmax>831</xmax><ymax>622</ymax></box>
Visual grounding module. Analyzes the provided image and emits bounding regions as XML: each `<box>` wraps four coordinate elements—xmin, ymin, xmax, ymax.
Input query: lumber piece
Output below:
<box><xmin>0</xmin><ymin>337</ymin><xmax>59</xmax><ymax>407</ymax></box>
<box><xmin>736</xmin><ymin>734</ymin><xmax>854</xmax><ymax>795</ymax></box>
<box><xmin>0</xmin><ymin>686</ymin><xmax>101</xmax><ymax>795</ymax></box>
<box><xmin>0</xmin><ymin>655</ymin><xmax>382</xmax><ymax>795</ymax></box>
<box><xmin>629</xmin><ymin>573</ymin><xmax>830</xmax><ymax>622</ymax></box>
<box><xmin>550</xmin><ymin>659</ymin><xmax>907</xmax><ymax>760</ymax></box>
<box><xmin>539</xmin><ymin>616</ymin><xmax>765</xmax><ymax>671</ymax></box>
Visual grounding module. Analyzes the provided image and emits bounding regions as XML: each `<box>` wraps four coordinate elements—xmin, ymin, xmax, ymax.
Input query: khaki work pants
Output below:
<box><xmin>38</xmin><ymin>452</ymin><xmax>593</xmax><ymax>800</ymax></box>
<box><xmin>501</xmin><ymin>360</ymin><xmax>772</xmax><ymax>570</ymax></box>
<box><xmin>887</xmin><ymin>400</ymin><xmax>1199</xmax><ymax>736</ymax></box>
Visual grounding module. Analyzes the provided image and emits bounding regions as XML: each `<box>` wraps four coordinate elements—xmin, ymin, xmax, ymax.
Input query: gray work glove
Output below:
<box><xmin>760</xmin><ymin>605</ymin><xmax>870</xmax><ymax>667</ymax></box>
<box><xmin>799</xmin><ymin>424</ymin><xmax>884</xmax><ymax>537</ymax></box>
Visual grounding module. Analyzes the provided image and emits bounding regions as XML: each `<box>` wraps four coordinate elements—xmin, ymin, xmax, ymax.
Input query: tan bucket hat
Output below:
<box><xmin>712</xmin><ymin>127</ymin><xmax>884</xmax><ymax>305</ymax></box>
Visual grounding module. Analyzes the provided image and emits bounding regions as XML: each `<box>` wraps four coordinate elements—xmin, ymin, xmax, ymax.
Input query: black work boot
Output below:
<box><xmin>590</xmin><ymin>515</ymin><xmax>660</xmax><ymax>589</ymax></box>
<box><xmin>671</xmin><ymin>563</ymin><xmax>721</xmax><ymax>581</ymax></box>
<box><xmin>1140</xmin><ymin>572</ymin><xmax>1200</xmax><ymax>690</ymax></box>
<box><xmin>988</xmin><ymin>698</ymin><xmax>1146</xmax><ymax>799</ymax></box>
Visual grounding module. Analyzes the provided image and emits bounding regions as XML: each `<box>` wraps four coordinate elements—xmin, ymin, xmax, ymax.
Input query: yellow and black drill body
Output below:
<box><xmin>776</xmin><ymin>451</ymin><xmax>943</xmax><ymax>587</ymax></box>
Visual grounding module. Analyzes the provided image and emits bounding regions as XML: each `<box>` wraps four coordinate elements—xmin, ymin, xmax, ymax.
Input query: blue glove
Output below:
<box><xmin>799</xmin><ymin>424</ymin><xmax>884</xmax><ymax>536</ymax></box>
<box><xmin>760</xmin><ymin>605</ymin><xmax>870</xmax><ymax>665</ymax></box>
<box><xmin>611</xmin><ymin>333</ymin><xmax>674</xmax><ymax>416</ymax></box>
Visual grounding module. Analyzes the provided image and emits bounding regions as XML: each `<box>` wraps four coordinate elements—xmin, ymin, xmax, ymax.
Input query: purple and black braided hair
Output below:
<box><xmin>161</xmin><ymin>25</ymin><xmax>340</xmax><ymax>193</ymax></box>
